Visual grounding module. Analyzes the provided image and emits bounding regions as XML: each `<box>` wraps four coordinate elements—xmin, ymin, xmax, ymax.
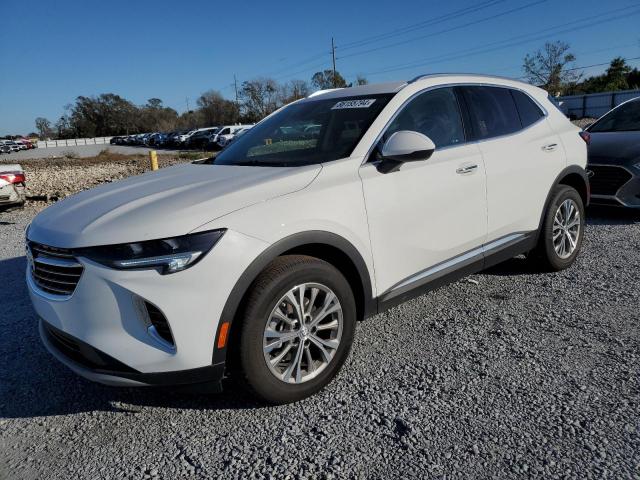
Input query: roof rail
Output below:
<box><xmin>408</xmin><ymin>72</ymin><xmax>523</xmax><ymax>84</ymax></box>
<box><xmin>307</xmin><ymin>88</ymin><xmax>344</xmax><ymax>98</ymax></box>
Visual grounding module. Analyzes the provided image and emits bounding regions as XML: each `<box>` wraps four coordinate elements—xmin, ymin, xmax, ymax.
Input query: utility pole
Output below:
<box><xmin>331</xmin><ymin>37</ymin><xmax>337</xmax><ymax>88</ymax></box>
<box><xmin>233</xmin><ymin>74</ymin><xmax>239</xmax><ymax>104</ymax></box>
<box><xmin>185</xmin><ymin>97</ymin><xmax>190</xmax><ymax>113</ymax></box>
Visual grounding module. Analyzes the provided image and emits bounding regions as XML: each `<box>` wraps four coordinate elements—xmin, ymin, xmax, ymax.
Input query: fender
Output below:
<box><xmin>212</xmin><ymin>230</ymin><xmax>375</xmax><ymax>364</ymax></box>
<box><xmin>535</xmin><ymin>165</ymin><xmax>590</xmax><ymax>242</ymax></box>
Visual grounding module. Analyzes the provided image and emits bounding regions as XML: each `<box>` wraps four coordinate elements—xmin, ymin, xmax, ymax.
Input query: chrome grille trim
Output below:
<box><xmin>27</xmin><ymin>241</ymin><xmax>84</xmax><ymax>297</ymax></box>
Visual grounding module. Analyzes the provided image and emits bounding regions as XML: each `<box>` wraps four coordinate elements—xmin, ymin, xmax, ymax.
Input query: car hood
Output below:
<box><xmin>29</xmin><ymin>163</ymin><xmax>321</xmax><ymax>248</ymax></box>
<box><xmin>588</xmin><ymin>131</ymin><xmax>640</xmax><ymax>164</ymax></box>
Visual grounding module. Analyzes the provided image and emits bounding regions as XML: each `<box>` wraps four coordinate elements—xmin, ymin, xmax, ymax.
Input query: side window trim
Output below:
<box><xmin>363</xmin><ymin>83</ymin><xmax>549</xmax><ymax>164</ymax></box>
<box><xmin>461</xmin><ymin>85</ymin><xmax>550</xmax><ymax>143</ymax></box>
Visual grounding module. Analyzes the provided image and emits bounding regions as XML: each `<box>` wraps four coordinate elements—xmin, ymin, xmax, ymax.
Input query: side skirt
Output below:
<box><xmin>376</xmin><ymin>232</ymin><xmax>537</xmax><ymax>314</ymax></box>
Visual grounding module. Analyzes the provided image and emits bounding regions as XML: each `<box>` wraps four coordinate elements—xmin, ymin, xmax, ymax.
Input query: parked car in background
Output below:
<box><xmin>0</xmin><ymin>164</ymin><xmax>26</xmax><ymax>207</ymax></box>
<box><xmin>223</xmin><ymin>126</ymin><xmax>252</xmax><ymax>147</ymax></box>
<box><xmin>0</xmin><ymin>144</ymin><xmax>10</xmax><ymax>154</ymax></box>
<box><xmin>2</xmin><ymin>141</ymin><xmax>21</xmax><ymax>152</ymax></box>
<box><xmin>211</xmin><ymin>125</ymin><xmax>254</xmax><ymax>149</ymax></box>
<box><xmin>584</xmin><ymin>96</ymin><xmax>640</xmax><ymax>208</ymax></box>
<box><xmin>26</xmin><ymin>75</ymin><xmax>588</xmax><ymax>404</ymax></box>
<box><xmin>16</xmin><ymin>139</ymin><xmax>35</xmax><ymax>149</ymax></box>
<box><xmin>187</xmin><ymin>127</ymin><xmax>219</xmax><ymax>149</ymax></box>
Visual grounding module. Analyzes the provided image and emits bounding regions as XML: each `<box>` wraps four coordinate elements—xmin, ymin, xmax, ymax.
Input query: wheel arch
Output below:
<box><xmin>213</xmin><ymin>231</ymin><xmax>375</xmax><ymax>365</ymax></box>
<box><xmin>537</xmin><ymin>165</ymin><xmax>590</xmax><ymax>237</ymax></box>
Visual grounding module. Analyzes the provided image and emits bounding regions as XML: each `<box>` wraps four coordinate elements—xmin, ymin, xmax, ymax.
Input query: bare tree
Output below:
<box><xmin>354</xmin><ymin>75</ymin><xmax>368</xmax><ymax>86</ymax></box>
<box><xmin>523</xmin><ymin>41</ymin><xmax>581</xmax><ymax>94</ymax></box>
<box><xmin>240</xmin><ymin>78</ymin><xmax>280</xmax><ymax>121</ymax></box>
<box><xmin>196</xmin><ymin>90</ymin><xmax>239</xmax><ymax>126</ymax></box>
<box><xmin>35</xmin><ymin>117</ymin><xmax>52</xmax><ymax>139</ymax></box>
<box><xmin>279</xmin><ymin>79</ymin><xmax>310</xmax><ymax>105</ymax></box>
<box><xmin>311</xmin><ymin>70</ymin><xmax>347</xmax><ymax>90</ymax></box>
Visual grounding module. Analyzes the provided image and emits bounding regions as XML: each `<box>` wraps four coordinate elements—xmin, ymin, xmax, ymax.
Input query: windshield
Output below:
<box><xmin>589</xmin><ymin>99</ymin><xmax>640</xmax><ymax>132</ymax></box>
<box><xmin>207</xmin><ymin>94</ymin><xmax>394</xmax><ymax>167</ymax></box>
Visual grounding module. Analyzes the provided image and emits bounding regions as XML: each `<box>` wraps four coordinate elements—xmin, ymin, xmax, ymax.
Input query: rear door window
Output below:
<box><xmin>462</xmin><ymin>86</ymin><xmax>522</xmax><ymax>139</ymax></box>
<box><xmin>511</xmin><ymin>90</ymin><xmax>545</xmax><ymax>128</ymax></box>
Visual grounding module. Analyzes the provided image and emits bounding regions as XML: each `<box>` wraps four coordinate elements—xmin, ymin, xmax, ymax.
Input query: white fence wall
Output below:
<box><xmin>37</xmin><ymin>137</ymin><xmax>113</xmax><ymax>148</ymax></box>
<box><xmin>557</xmin><ymin>89</ymin><xmax>640</xmax><ymax>119</ymax></box>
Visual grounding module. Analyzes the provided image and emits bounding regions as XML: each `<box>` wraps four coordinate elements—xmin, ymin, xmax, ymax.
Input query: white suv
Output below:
<box><xmin>213</xmin><ymin>125</ymin><xmax>254</xmax><ymax>148</ymax></box>
<box><xmin>26</xmin><ymin>74</ymin><xmax>588</xmax><ymax>404</ymax></box>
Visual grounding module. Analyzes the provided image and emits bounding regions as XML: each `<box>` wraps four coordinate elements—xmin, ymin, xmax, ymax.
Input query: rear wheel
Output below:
<box><xmin>530</xmin><ymin>185</ymin><xmax>585</xmax><ymax>271</ymax></box>
<box><xmin>238</xmin><ymin>255</ymin><xmax>356</xmax><ymax>404</ymax></box>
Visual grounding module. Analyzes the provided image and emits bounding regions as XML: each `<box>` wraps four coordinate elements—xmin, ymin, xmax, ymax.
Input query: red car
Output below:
<box><xmin>17</xmin><ymin>139</ymin><xmax>36</xmax><ymax>149</ymax></box>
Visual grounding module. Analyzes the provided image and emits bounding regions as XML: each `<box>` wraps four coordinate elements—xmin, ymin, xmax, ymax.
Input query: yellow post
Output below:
<box><xmin>149</xmin><ymin>150</ymin><xmax>158</xmax><ymax>171</ymax></box>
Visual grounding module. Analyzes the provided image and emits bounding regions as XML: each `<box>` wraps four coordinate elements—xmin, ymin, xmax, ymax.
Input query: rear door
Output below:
<box><xmin>460</xmin><ymin>86</ymin><xmax>564</xmax><ymax>241</ymax></box>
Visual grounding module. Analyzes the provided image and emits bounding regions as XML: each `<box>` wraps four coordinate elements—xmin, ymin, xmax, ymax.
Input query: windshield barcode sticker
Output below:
<box><xmin>332</xmin><ymin>99</ymin><xmax>376</xmax><ymax>109</ymax></box>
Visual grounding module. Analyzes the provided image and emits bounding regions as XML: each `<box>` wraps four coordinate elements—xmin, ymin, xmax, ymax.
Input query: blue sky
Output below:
<box><xmin>1</xmin><ymin>0</ymin><xmax>639</xmax><ymax>135</ymax></box>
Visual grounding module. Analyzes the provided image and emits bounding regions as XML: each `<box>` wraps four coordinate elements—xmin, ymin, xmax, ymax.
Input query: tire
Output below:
<box><xmin>238</xmin><ymin>255</ymin><xmax>356</xmax><ymax>404</ymax></box>
<box><xmin>530</xmin><ymin>185</ymin><xmax>585</xmax><ymax>271</ymax></box>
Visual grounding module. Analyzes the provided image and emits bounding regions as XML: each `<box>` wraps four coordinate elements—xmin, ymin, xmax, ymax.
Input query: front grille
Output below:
<box><xmin>588</xmin><ymin>165</ymin><xmax>633</xmax><ymax>196</ymax></box>
<box><xmin>28</xmin><ymin>242</ymin><xmax>83</xmax><ymax>296</ymax></box>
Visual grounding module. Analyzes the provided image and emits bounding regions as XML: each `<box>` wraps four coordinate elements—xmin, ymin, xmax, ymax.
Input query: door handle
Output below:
<box><xmin>541</xmin><ymin>143</ymin><xmax>558</xmax><ymax>152</ymax></box>
<box><xmin>456</xmin><ymin>164</ymin><xmax>478</xmax><ymax>174</ymax></box>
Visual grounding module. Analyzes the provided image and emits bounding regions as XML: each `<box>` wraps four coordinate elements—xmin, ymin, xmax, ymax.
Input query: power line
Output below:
<box><xmin>339</xmin><ymin>0</ymin><xmax>507</xmax><ymax>50</ymax></box>
<box><xmin>240</xmin><ymin>0</ymin><xmax>513</xmax><ymax>83</ymax></box>
<box><xmin>493</xmin><ymin>42</ymin><xmax>640</xmax><ymax>75</ymax></box>
<box><xmin>337</xmin><ymin>0</ymin><xmax>547</xmax><ymax>61</ymax></box>
<box><xmin>525</xmin><ymin>55</ymin><xmax>640</xmax><ymax>78</ymax></box>
<box><xmin>351</xmin><ymin>5</ymin><xmax>640</xmax><ymax>78</ymax></box>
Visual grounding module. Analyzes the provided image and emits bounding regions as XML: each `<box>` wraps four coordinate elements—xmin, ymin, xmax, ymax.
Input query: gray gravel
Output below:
<box><xmin>1</xmin><ymin>205</ymin><xmax>639</xmax><ymax>479</ymax></box>
<box><xmin>0</xmin><ymin>144</ymin><xmax>183</xmax><ymax>161</ymax></box>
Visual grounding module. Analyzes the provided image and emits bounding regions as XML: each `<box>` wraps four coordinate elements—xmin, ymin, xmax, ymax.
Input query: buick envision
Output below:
<box><xmin>26</xmin><ymin>74</ymin><xmax>588</xmax><ymax>404</ymax></box>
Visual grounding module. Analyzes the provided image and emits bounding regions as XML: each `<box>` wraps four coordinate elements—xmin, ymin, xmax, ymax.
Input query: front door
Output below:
<box><xmin>359</xmin><ymin>87</ymin><xmax>487</xmax><ymax>301</ymax></box>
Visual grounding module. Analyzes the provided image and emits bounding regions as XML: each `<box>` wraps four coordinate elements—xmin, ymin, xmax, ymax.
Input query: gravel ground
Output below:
<box><xmin>0</xmin><ymin>144</ymin><xmax>185</xmax><ymax>161</ymax></box>
<box><xmin>1</xmin><ymin>203</ymin><xmax>639</xmax><ymax>479</ymax></box>
<box><xmin>0</xmin><ymin>154</ymin><xmax>199</xmax><ymax>202</ymax></box>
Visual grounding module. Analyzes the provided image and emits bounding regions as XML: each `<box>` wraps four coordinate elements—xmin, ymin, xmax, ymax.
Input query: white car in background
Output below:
<box><xmin>0</xmin><ymin>164</ymin><xmax>26</xmax><ymax>207</ymax></box>
<box><xmin>217</xmin><ymin>126</ymin><xmax>253</xmax><ymax>148</ymax></box>
<box><xmin>213</xmin><ymin>125</ymin><xmax>254</xmax><ymax>148</ymax></box>
<box><xmin>26</xmin><ymin>74</ymin><xmax>588</xmax><ymax>404</ymax></box>
<box><xmin>1</xmin><ymin>140</ymin><xmax>21</xmax><ymax>152</ymax></box>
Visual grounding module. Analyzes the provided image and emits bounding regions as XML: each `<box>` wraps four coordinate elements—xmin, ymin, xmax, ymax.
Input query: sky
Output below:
<box><xmin>1</xmin><ymin>0</ymin><xmax>639</xmax><ymax>135</ymax></box>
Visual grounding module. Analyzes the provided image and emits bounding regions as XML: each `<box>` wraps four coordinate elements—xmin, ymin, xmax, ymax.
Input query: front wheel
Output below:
<box><xmin>238</xmin><ymin>255</ymin><xmax>356</xmax><ymax>404</ymax></box>
<box><xmin>530</xmin><ymin>185</ymin><xmax>585</xmax><ymax>271</ymax></box>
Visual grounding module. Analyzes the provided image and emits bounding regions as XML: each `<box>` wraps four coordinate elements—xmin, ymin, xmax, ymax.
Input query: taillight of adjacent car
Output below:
<box><xmin>579</xmin><ymin>131</ymin><xmax>591</xmax><ymax>145</ymax></box>
<box><xmin>0</xmin><ymin>172</ymin><xmax>26</xmax><ymax>184</ymax></box>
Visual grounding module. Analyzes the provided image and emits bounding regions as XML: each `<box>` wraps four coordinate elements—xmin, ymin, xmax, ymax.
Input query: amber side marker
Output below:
<box><xmin>217</xmin><ymin>322</ymin><xmax>230</xmax><ymax>349</ymax></box>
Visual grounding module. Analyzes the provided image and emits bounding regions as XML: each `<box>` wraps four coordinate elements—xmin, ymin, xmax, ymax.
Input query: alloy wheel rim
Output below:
<box><xmin>552</xmin><ymin>198</ymin><xmax>581</xmax><ymax>259</ymax></box>
<box><xmin>263</xmin><ymin>283</ymin><xmax>343</xmax><ymax>384</ymax></box>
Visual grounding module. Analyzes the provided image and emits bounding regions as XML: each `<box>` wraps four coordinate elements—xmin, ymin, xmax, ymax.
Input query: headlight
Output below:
<box><xmin>78</xmin><ymin>229</ymin><xmax>225</xmax><ymax>274</ymax></box>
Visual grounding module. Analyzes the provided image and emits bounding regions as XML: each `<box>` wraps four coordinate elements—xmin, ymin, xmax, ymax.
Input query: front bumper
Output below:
<box><xmin>587</xmin><ymin>163</ymin><xmax>640</xmax><ymax>208</ymax></box>
<box><xmin>40</xmin><ymin>319</ymin><xmax>225</xmax><ymax>387</ymax></box>
<box><xmin>28</xmin><ymin>229</ymin><xmax>269</xmax><ymax>386</ymax></box>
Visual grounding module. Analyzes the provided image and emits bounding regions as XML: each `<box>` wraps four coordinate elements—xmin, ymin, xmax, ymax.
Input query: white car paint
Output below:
<box><xmin>26</xmin><ymin>74</ymin><xmax>586</xmax><ymax>388</ymax></box>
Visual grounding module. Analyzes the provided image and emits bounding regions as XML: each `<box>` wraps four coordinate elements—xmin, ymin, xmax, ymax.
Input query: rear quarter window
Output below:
<box><xmin>511</xmin><ymin>90</ymin><xmax>545</xmax><ymax>127</ymax></box>
<box><xmin>462</xmin><ymin>86</ymin><xmax>522</xmax><ymax>139</ymax></box>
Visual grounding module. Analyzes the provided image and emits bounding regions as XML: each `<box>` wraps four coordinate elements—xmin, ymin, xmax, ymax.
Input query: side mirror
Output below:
<box><xmin>378</xmin><ymin>131</ymin><xmax>436</xmax><ymax>173</ymax></box>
